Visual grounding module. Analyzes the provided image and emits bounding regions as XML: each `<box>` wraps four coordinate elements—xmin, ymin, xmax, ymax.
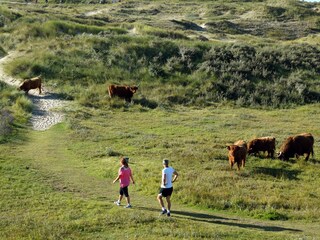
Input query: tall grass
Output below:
<box><xmin>6</xmin><ymin>34</ymin><xmax>320</xmax><ymax>108</ymax></box>
<box><xmin>1</xmin><ymin>0</ymin><xmax>320</xmax><ymax>108</ymax></box>
<box><xmin>0</xmin><ymin>82</ymin><xmax>32</xmax><ymax>142</ymax></box>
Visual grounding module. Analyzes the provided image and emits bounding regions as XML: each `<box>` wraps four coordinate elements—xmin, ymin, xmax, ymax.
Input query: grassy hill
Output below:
<box><xmin>1</xmin><ymin>0</ymin><xmax>320</xmax><ymax>239</ymax></box>
<box><xmin>1</xmin><ymin>0</ymin><xmax>319</xmax><ymax>108</ymax></box>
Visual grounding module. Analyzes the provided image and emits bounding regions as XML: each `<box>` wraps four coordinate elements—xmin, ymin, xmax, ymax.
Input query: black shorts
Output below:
<box><xmin>119</xmin><ymin>186</ymin><xmax>129</xmax><ymax>197</ymax></box>
<box><xmin>159</xmin><ymin>187</ymin><xmax>173</xmax><ymax>197</ymax></box>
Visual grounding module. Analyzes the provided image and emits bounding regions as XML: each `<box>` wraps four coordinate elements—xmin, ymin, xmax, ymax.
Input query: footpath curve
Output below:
<box><xmin>0</xmin><ymin>52</ymin><xmax>68</xmax><ymax>131</ymax></box>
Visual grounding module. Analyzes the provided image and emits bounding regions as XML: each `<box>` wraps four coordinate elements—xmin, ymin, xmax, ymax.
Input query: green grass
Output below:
<box><xmin>64</xmin><ymin>104</ymin><xmax>320</xmax><ymax>220</ymax></box>
<box><xmin>0</xmin><ymin>82</ymin><xmax>32</xmax><ymax>142</ymax></box>
<box><xmin>1</xmin><ymin>104</ymin><xmax>320</xmax><ymax>239</ymax></box>
<box><xmin>1</xmin><ymin>0</ymin><xmax>320</xmax><ymax>108</ymax></box>
<box><xmin>1</xmin><ymin>0</ymin><xmax>320</xmax><ymax>238</ymax></box>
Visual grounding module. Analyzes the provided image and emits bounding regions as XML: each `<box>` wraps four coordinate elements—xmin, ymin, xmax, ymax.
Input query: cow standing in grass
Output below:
<box><xmin>18</xmin><ymin>76</ymin><xmax>42</xmax><ymax>95</ymax></box>
<box><xmin>227</xmin><ymin>140</ymin><xmax>247</xmax><ymax>171</ymax></box>
<box><xmin>247</xmin><ymin>137</ymin><xmax>276</xmax><ymax>158</ymax></box>
<box><xmin>278</xmin><ymin>133</ymin><xmax>314</xmax><ymax>161</ymax></box>
<box><xmin>108</xmin><ymin>84</ymin><xmax>138</xmax><ymax>103</ymax></box>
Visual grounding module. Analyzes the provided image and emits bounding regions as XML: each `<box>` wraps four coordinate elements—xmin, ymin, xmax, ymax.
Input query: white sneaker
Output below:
<box><xmin>114</xmin><ymin>201</ymin><xmax>120</xmax><ymax>206</ymax></box>
<box><xmin>124</xmin><ymin>204</ymin><xmax>132</xmax><ymax>208</ymax></box>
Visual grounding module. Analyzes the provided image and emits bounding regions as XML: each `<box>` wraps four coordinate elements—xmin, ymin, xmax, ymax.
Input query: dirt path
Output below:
<box><xmin>0</xmin><ymin>52</ymin><xmax>68</xmax><ymax>131</ymax></box>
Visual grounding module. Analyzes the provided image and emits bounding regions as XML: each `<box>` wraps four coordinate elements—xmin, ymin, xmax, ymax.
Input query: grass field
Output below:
<box><xmin>1</xmin><ymin>0</ymin><xmax>320</xmax><ymax>239</ymax></box>
<box><xmin>1</xmin><ymin>104</ymin><xmax>320</xmax><ymax>239</ymax></box>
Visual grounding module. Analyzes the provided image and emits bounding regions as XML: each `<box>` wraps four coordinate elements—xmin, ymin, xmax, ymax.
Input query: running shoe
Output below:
<box><xmin>124</xmin><ymin>204</ymin><xmax>132</xmax><ymax>208</ymax></box>
<box><xmin>161</xmin><ymin>209</ymin><xmax>167</xmax><ymax>215</ymax></box>
<box><xmin>114</xmin><ymin>201</ymin><xmax>120</xmax><ymax>206</ymax></box>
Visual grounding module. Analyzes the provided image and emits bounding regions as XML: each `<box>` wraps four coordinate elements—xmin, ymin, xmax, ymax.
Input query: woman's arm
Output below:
<box><xmin>113</xmin><ymin>175</ymin><xmax>120</xmax><ymax>184</ymax></box>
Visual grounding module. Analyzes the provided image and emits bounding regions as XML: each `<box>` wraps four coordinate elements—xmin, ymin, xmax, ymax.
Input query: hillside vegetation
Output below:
<box><xmin>1</xmin><ymin>0</ymin><xmax>320</xmax><ymax>239</ymax></box>
<box><xmin>0</xmin><ymin>0</ymin><xmax>319</xmax><ymax>109</ymax></box>
<box><xmin>0</xmin><ymin>82</ymin><xmax>31</xmax><ymax>143</ymax></box>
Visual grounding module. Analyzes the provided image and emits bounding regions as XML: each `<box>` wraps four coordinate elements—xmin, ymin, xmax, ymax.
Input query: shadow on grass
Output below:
<box><xmin>136</xmin><ymin>206</ymin><xmax>231</xmax><ymax>221</ymax></box>
<box><xmin>29</xmin><ymin>91</ymin><xmax>73</xmax><ymax>101</ymax></box>
<box><xmin>252</xmin><ymin>167</ymin><xmax>301</xmax><ymax>180</ymax></box>
<box><xmin>136</xmin><ymin>206</ymin><xmax>302</xmax><ymax>233</ymax></box>
<box><xmin>307</xmin><ymin>158</ymin><xmax>320</xmax><ymax>164</ymax></box>
<box><xmin>134</xmin><ymin>97</ymin><xmax>158</xmax><ymax>109</ymax></box>
<box><xmin>173</xmin><ymin>215</ymin><xmax>302</xmax><ymax>233</ymax></box>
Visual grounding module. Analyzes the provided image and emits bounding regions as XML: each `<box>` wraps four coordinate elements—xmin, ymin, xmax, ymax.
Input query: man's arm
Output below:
<box><xmin>172</xmin><ymin>171</ymin><xmax>178</xmax><ymax>183</ymax></box>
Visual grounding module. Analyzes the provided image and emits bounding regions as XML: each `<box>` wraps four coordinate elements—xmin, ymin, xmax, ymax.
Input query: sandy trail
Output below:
<box><xmin>0</xmin><ymin>52</ymin><xmax>69</xmax><ymax>131</ymax></box>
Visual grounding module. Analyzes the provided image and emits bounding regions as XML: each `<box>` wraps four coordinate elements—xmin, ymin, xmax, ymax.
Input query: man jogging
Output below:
<box><xmin>157</xmin><ymin>159</ymin><xmax>178</xmax><ymax>217</ymax></box>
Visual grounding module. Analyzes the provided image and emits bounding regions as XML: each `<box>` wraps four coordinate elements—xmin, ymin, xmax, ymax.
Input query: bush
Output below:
<box><xmin>0</xmin><ymin>109</ymin><xmax>14</xmax><ymax>138</ymax></box>
<box><xmin>0</xmin><ymin>83</ymin><xmax>32</xmax><ymax>142</ymax></box>
<box><xmin>255</xmin><ymin>209</ymin><xmax>289</xmax><ymax>221</ymax></box>
<box><xmin>22</xmin><ymin>20</ymin><xmax>127</xmax><ymax>39</ymax></box>
<box><xmin>5</xmin><ymin>11</ymin><xmax>320</xmax><ymax>109</ymax></box>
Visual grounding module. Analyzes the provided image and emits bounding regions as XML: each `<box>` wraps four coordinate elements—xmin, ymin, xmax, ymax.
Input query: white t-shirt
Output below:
<box><xmin>161</xmin><ymin>167</ymin><xmax>175</xmax><ymax>188</ymax></box>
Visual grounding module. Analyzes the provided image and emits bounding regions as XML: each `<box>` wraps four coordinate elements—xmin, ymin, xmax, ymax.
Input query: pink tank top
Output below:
<box><xmin>119</xmin><ymin>167</ymin><xmax>131</xmax><ymax>188</ymax></box>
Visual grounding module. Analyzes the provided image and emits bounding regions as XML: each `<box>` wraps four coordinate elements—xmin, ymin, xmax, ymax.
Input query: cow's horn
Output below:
<box><xmin>277</xmin><ymin>152</ymin><xmax>281</xmax><ymax>157</ymax></box>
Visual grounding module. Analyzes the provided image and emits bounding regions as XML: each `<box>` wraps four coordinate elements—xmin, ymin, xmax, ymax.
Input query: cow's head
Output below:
<box><xmin>130</xmin><ymin>86</ymin><xmax>138</xmax><ymax>93</ymax></box>
<box><xmin>277</xmin><ymin>151</ymin><xmax>288</xmax><ymax>161</ymax></box>
<box><xmin>18</xmin><ymin>82</ymin><xmax>26</xmax><ymax>91</ymax></box>
<box><xmin>247</xmin><ymin>148</ymin><xmax>254</xmax><ymax>155</ymax></box>
<box><xmin>227</xmin><ymin>145</ymin><xmax>239</xmax><ymax>163</ymax></box>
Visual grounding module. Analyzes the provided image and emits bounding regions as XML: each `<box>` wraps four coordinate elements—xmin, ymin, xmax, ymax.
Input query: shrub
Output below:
<box><xmin>144</xmin><ymin>27</ymin><xmax>188</xmax><ymax>40</ymax></box>
<box><xmin>0</xmin><ymin>45</ymin><xmax>6</xmax><ymax>57</ymax></box>
<box><xmin>40</xmin><ymin>21</ymin><xmax>127</xmax><ymax>38</ymax></box>
<box><xmin>0</xmin><ymin>83</ymin><xmax>32</xmax><ymax>142</ymax></box>
<box><xmin>254</xmin><ymin>209</ymin><xmax>289</xmax><ymax>221</ymax></box>
<box><xmin>0</xmin><ymin>109</ymin><xmax>14</xmax><ymax>137</ymax></box>
<box><xmin>0</xmin><ymin>6</ymin><xmax>21</xmax><ymax>27</ymax></box>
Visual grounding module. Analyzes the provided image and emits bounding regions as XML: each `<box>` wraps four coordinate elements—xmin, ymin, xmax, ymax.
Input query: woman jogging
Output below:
<box><xmin>113</xmin><ymin>157</ymin><xmax>135</xmax><ymax>208</ymax></box>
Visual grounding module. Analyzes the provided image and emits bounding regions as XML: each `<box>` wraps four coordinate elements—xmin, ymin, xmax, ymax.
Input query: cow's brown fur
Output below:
<box><xmin>108</xmin><ymin>84</ymin><xmax>138</xmax><ymax>102</ymax></box>
<box><xmin>18</xmin><ymin>76</ymin><xmax>42</xmax><ymax>94</ymax></box>
<box><xmin>278</xmin><ymin>133</ymin><xmax>314</xmax><ymax>161</ymax></box>
<box><xmin>227</xmin><ymin>140</ymin><xmax>247</xmax><ymax>171</ymax></box>
<box><xmin>247</xmin><ymin>137</ymin><xmax>276</xmax><ymax>158</ymax></box>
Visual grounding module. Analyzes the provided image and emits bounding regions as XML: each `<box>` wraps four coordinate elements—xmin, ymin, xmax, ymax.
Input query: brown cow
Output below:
<box><xmin>278</xmin><ymin>133</ymin><xmax>314</xmax><ymax>161</ymax></box>
<box><xmin>108</xmin><ymin>84</ymin><xmax>138</xmax><ymax>102</ymax></box>
<box><xmin>227</xmin><ymin>140</ymin><xmax>247</xmax><ymax>171</ymax></box>
<box><xmin>18</xmin><ymin>76</ymin><xmax>42</xmax><ymax>94</ymax></box>
<box><xmin>247</xmin><ymin>137</ymin><xmax>276</xmax><ymax>158</ymax></box>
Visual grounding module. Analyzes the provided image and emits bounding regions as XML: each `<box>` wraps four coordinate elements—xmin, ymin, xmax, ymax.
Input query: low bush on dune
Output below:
<box><xmin>0</xmin><ymin>45</ymin><xmax>5</xmax><ymax>57</ymax></box>
<box><xmin>14</xmin><ymin>20</ymin><xmax>127</xmax><ymax>39</ymax></box>
<box><xmin>7</xmin><ymin>34</ymin><xmax>319</xmax><ymax>108</ymax></box>
<box><xmin>1</xmin><ymin>0</ymin><xmax>320</xmax><ymax>109</ymax></box>
<box><xmin>0</xmin><ymin>82</ymin><xmax>32</xmax><ymax>142</ymax></box>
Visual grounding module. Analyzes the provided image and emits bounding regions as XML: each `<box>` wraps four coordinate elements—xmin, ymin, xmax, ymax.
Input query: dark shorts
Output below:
<box><xmin>119</xmin><ymin>186</ymin><xmax>129</xmax><ymax>197</ymax></box>
<box><xmin>158</xmin><ymin>187</ymin><xmax>173</xmax><ymax>197</ymax></box>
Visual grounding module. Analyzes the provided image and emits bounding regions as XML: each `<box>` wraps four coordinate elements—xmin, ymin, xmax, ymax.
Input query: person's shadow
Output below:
<box><xmin>137</xmin><ymin>206</ymin><xmax>302</xmax><ymax>233</ymax></box>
